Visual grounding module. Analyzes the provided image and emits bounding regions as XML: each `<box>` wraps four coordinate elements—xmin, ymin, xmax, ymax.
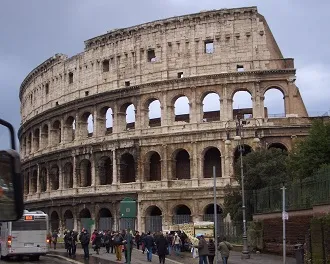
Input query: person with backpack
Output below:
<box><xmin>207</xmin><ymin>238</ymin><xmax>216</xmax><ymax>264</ymax></box>
<box><xmin>71</xmin><ymin>230</ymin><xmax>78</xmax><ymax>257</ymax></box>
<box><xmin>113</xmin><ymin>231</ymin><xmax>124</xmax><ymax>261</ymax></box>
<box><xmin>79</xmin><ymin>228</ymin><xmax>90</xmax><ymax>260</ymax></box>
<box><xmin>218</xmin><ymin>237</ymin><xmax>233</xmax><ymax>264</ymax></box>
<box><xmin>64</xmin><ymin>231</ymin><xmax>73</xmax><ymax>256</ymax></box>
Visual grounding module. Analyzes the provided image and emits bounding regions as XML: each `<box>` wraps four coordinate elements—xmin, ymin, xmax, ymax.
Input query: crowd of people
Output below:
<box><xmin>48</xmin><ymin>229</ymin><xmax>233</xmax><ymax>264</ymax></box>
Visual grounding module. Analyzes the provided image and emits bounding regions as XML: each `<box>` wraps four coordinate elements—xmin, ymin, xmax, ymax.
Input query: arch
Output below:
<box><xmin>120</xmin><ymin>153</ymin><xmax>136</xmax><ymax>183</ymax></box>
<box><xmin>64</xmin><ymin>116</ymin><xmax>75</xmax><ymax>142</ymax></box>
<box><xmin>98</xmin><ymin>156</ymin><xmax>113</xmax><ymax>185</ymax></box>
<box><xmin>99</xmin><ymin>106</ymin><xmax>113</xmax><ymax>134</ymax></box>
<box><xmin>147</xmin><ymin>152</ymin><xmax>161</xmax><ymax>181</ymax></box>
<box><xmin>79</xmin><ymin>208</ymin><xmax>91</xmax><ymax>218</ymax></box>
<box><xmin>49</xmin><ymin>165</ymin><xmax>59</xmax><ymax>190</ymax></box>
<box><xmin>33</xmin><ymin>128</ymin><xmax>40</xmax><ymax>151</ymax></box>
<box><xmin>232</xmin><ymin>90</ymin><xmax>253</xmax><ymax>119</ymax></box>
<box><xmin>147</xmin><ymin>98</ymin><xmax>161</xmax><ymax>127</ymax></box>
<box><xmin>203</xmin><ymin>204</ymin><xmax>223</xmax><ymax>215</ymax></box>
<box><xmin>30</xmin><ymin>169</ymin><xmax>37</xmax><ymax>193</ymax></box>
<box><xmin>41</xmin><ymin>124</ymin><xmax>49</xmax><ymax>148</ymax></box>
<box><xmin>264</xmin><ymin>87</ymin><xmax>286</xmax><ymax>118</ymax></box>
<box><xmin>52</xmin><ymin>120</ymin><xmax>61</xmax><ymax>144</ymax></box>
<box><xmin>63</xmin><ymin>162</ymin><xmax>73</xmax><ymax>189</ymax></box>
<box><xmin>174</xmin><ymin>149</ymin><xmax>190</xmax><ymax>180</ymax></box>
<box><xmin>203</xmin><ymin>147</ymin><xmax>222</xmax><ymax>178</ymax></box>
<box><xmin>268</xmin><ymin>142</ymin><xmax>288</xmax><ymax>152</ymax></box>
<box><xmin>145</xmin><ymin>206</ymin><xmax>163</xmax><ymax>233</ymax></box>
<box><xmin>50</xmin><ymin>211</ymin><xmax>60</xmax><ymax>232</ymax></box>
<box><xmin>202</xmin><ymin>92</ymin><xmax>220</xmax><ymax>122</ymax></box>
<box><xmin>146</xmin><ymin>206</ymin><xmax>162</xmax><ymax>216</ymax></box>
<box><xmin>234</xmin><ymin>144</ymin><xmax>253</xmax><ymax>164</ymax></box>
<box><xmin>126</xmin><ymin>104</ymin><xmax>136</xmax><ymax>129</ymax></box>
<box><xmin>40</xmin><ymin>167</ymin><xmax>47</xmax><ymax>192</ymax></box>
<box><xmin>81</xmin><ymin>112</ymin><xmax>94</xmax><ymax>137</ymax></box>
<box><xmin>174</xmin><ymin>96</ymin><xmax>190</xmax><ymax>122</ymax></box>
<box><xmin>79</xmin><ymin>159</ymin><xmax>92</xmax><ymax>187</ymax></box>
<box><xmin>173</xmin><ymin>204</ymin><xmax>192</xmax><ymax>224</ymax></box>
<box><xmin>98</xmin><ymin>208</ymin><xmax>113</xmax><ymax>231</ymax></box>
<box><xmin>64</xmin><ymin>209</ymin><xmax>74</xmax><ymax>230</ymax></box>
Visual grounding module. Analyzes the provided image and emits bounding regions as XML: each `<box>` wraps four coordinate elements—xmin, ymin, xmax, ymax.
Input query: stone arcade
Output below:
<box><xmin>19</xmin><ymin>6</ymin><xmax>311</xmax><ymax>233</ymax></box>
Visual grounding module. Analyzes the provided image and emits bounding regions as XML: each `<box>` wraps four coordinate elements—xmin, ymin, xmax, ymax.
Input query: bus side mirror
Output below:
<box><xmin>0</xmin><ymin>119</ymin><xmax>24</xmax><ymax>221</ymax></box>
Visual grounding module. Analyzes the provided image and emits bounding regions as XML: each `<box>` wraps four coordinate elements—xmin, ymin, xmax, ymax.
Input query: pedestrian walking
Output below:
<box><xmin>172</xmin><ymin>233</ymin><xmax>182</xmax><ymax>256</ymax></box>
<box><xmin>218</xmin><ymin>237</ymin><xmax>233</xmax><ymax>264</ymax></box>
<box><xmin>145</xmin><ymin>231</ymin><xmax>155</xmax><ymax>262</ymax></box>
<box><xmin>156</xmin><ymin>233</ymin><xmax>169</xmax><ymax>264</ymax></box>
<box><xmin>207</xmin><ymin>238</ymin><xmax>216</xmax><ymax>264</ymax></box>
<box><xmin>197</xmin><ymin>235</ymin><xmax>209</xmax><ymax>264</ymax></box>
<box><xmin>51</xmin><ymin>230</ymin><xmax>58</xmax><ymax>250</ymax></box>
<box><xmin>113</xmin><ymin>231</ymin><xmax>124</xmax><ymax>261</ymax></box>
<box><xmin>79</xmin><ymin>228</ymin><xmax>90</xmax><ymax>260</ymax></box>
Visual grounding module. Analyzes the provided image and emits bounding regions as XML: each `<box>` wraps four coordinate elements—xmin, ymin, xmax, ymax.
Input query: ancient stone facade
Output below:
<box><xmin>19</xmin><ymin>6</ymin><xmax>311</xmax><ymax>233</ymax></box>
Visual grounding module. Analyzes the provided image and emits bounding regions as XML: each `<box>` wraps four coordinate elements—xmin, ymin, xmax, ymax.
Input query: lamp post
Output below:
<box><xmin>225</xmin><ymin>117</ymin><xmax>261</xmax><ymax>259</ymax></box>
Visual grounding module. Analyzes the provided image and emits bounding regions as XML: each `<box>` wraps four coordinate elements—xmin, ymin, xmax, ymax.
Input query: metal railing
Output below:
<box><xmin>252</xmin><ymin>172</ymin><xmax>330</xmax><ymax>214</ymax></box>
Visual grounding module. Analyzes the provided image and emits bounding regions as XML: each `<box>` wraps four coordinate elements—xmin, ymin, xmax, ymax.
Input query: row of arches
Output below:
<box><xmin>24</xmin><ymin>143</ymin><xmax>287</xmax><ymax>195</ymax></box>
<box><xmin>21</xmin><ymin>88</ymin><xmax>285</xmax><ymax>157</ymax></box>
<box><xmin>49</xmin><ymin>204</ymin><xmax>223</xmax><ymax>233</ymax></box>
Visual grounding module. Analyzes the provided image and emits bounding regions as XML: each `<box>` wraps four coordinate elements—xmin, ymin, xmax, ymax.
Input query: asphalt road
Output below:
<box><xmin>0</xmin><ymin>255</ymin><xmax>74</xmax><ymax>264</ymax></box>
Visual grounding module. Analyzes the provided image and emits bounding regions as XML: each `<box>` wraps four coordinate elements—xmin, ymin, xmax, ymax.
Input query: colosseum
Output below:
<box><xmin>19</xmin><ymin>6</ymin><xmax>311</xmax><ymax>233</ymax></box>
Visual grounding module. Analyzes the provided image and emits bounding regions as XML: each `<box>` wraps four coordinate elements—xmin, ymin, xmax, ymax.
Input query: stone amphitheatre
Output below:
<box><xmin>19</xmin><ymin>6</ymin><xmax>313</xmax><ymax>233</ymax></box>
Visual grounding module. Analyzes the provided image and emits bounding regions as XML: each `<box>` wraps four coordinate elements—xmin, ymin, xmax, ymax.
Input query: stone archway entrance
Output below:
<box><xmin>50</xmin><ymin>211</ymin><xmax>60</xmax><ymax>232</ymax></box>
<box><xmin>173</xmin><ymin>205</ymin><xmax>191</xmax><ymax>224</ymax></box>
<box><xmin>79</xmin><ymin>208</ymin><xmax>92</xmax><ymax>234</ymax></box>
<box><xmin>98</xmin><ymin>208</ymin><xmax>113</xmax><ymax>231</ymax></box>
<box><xmin>203</xmin><ymin>204</ymin><xmax>224</xmax><ymax>238</ymax></box>
<box><xmin>145</xmin><ymin>206</ymin><xmax>162</xmax><ymax>233</ymax></box>
<box><xmin>64</xmin><ymin>210</ymin><xmax>74</xmax><ymax>231</ymax></box>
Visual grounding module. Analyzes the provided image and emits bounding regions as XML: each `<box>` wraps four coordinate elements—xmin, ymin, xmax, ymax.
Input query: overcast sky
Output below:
<box><xmin>0</xmin><ymin>0</ymin><xmax>330</xmax><ymax>149</ymax></box>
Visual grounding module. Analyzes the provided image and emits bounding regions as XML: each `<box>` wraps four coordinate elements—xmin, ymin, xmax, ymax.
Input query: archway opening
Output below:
<box><xmin>40</xmin><ymin>167</ymin><xmax>47</xmax><ymax>192</ymax></box>
<box><xmin>50</xmin><ymin>165</ymin><xmax>59</xmax><ymax>190</ymax></box>
<box><xmin>41</xmin><ymin>124</ymin><xmax>49</xmax><ymax>148</ymax></box>
<box><xmin>202</xmin><ymin>92</ymin><xmax>220</xmax><ymax>122</ymax></box>
<box><xmin>98</xmin><ymin>157</ymin><xmax>113</xmax><ymax>185</ymax></box>
<box><xmin>149</xmin><ymin>152</ymin><xmax>161</xmax><ymax>181</ymax></box>
<box><xmin>24</xmin><ymin>172</ymin><xmax>29</xmax><ymax>195</ymax></box>
<box><xmin>174</xmin><ymin>96</ymin><xmax>190</xmax><ymax>122</ymax></box>
<box><xmin>233</xmin><ymin>91</ymin><xmax>253</xmax><ymax>119</ymax></box>
<box><xmin>98</xmin><ymin>208</ymin><xmax>113</xmax><ymax>231</ymax></box>
<box><xmin>27</xmin><ymin>132</ymin><xmax>32</xmax><ymax>153</ymax></box>
<box><xmin>106</xmin><ymin>108</ymin><xmax>113</xmax><ymax>133</ymax></box>
<box><xmin>173</xmin><ymin>205</ymin><xmax>191</xmax><ymax>224</ymax></box>
<box><xmin>203</xmin><ymin>204</ymin><xmax>224</xmax><ymax>237</ymax></box>
<box><xmin>33</xmin><ymin>128</ymin><xmax>40</xmax><ymax>151</ymax></box>
<box><xmin>175</xmin><ymin>149</ymin><xmax>190</xmax><ymax>179</ymax></box>
<box><xmin>125</xmin><ymin>104</ymin><xmax>136</xmax><ymax>130</ymax></box>
<box><xmin>203</xmin><ymin>147</ymin><xmax>222</xmax><ymax>178</ymax></box>
<box><xmin>81</xmin><ymin>112</ymin><xmax>93</xmax><ymax>138</ymax></box>
<box><xmin>64</xmin><ymin>162</ymin><xmax>73</xmax><ymax>189</ymax></box>
<box><xmin>65</xmin><ymin>116</ymin><xmax>75</xmax><ymax>142</ymax></box>
<box><xmin>120</xmin><ymin>153</ymin><xmax>136</xmax><ymax>183</ymax></box>
<box><xmin>64</xmin><ymin>210</ymin><xmax>74</xmax><ymax>230</ymax></box>
<box><xmin>148</xmin><ymin>99</ymin><xmax>161</xmax><ymax>127</ymax></box>
<box><xmin>52</xmin><ymin>120</ymin><xmax>61</xmax><ymax>144</ymax></box>
<box><xmin>234</xmin><ymin>144</ymin><xmax>252</xmax><ymax>164</ymax></box>
<box><xmin>268</xmin><ymin>143</ymin><xmax>288</xmax><ymax>153</ymax></box>
<box><xmin>79</xmin><ymin>208</ymin><xmax>92</xmax><ymax>234</ymax></box>
<box><xmin>264</xmin><ymin>88</ymin><xmax>285</xmax><ymax>118</ymax></box>
<box><xmin>31</xmin><ymin>170</ymin><xmax>37</xmax><ymax>193</ymax></box>
<box><xmin>79</xmin><ymin>159</ymin><xmax>92</xmax><ymax>187</ymax></box>
<box><xmin>145</xmin><ymin>206</ymin><xmax>162</xmax><ymax>233</ymax></box>
<box><xmin>50</xmin><ymin>211</ymin><xmax>59</xmax><ymax>232</ymax></box>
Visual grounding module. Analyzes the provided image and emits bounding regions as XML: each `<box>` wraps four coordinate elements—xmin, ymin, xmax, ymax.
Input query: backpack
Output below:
<box><xmin>80</xmin><ymin>233</ymin><xmax>89</xmax><ymax>244</ymax></box>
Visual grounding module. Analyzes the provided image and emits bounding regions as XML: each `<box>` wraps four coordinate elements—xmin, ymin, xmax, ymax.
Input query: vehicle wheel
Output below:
<box><xmin>1</xmin><ymin>255</ymin><xmax>8</xmax><ymax>260</ymax></box>
<box><xmin>29</xmin><ymin>255</ymin><xmax>40</xmax><ymax>261</ymax></box>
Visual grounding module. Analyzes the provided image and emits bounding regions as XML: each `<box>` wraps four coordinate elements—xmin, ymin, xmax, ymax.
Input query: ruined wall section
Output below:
<box><xmin>20</xmin><ymin>6</ymin><xmax>290</xmax><ymax>124</ymax></box>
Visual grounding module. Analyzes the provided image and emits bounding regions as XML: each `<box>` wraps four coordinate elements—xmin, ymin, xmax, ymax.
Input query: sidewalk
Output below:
<box><xmin>50</xmin><ymin>246</ymin><xmax>296</xmax><ymax>264</ymax></box>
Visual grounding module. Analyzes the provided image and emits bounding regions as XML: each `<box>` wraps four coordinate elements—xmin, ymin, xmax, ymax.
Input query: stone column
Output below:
<box><xmin>161</xmin><ymin>144</ymin><xmax>168</xmax><ymax>181</ymax></box>
<box><xmin>72</xmin><ymin>156</ymin><xmax>77</xmax><ymax>188</ymax></box>
<box><xmin>46</xmin><ymin>163</ymin><xmax>50</xmax><ymax>191</ymax></box>
<box><xmin>191</xmin><ymin>142</ymin><xmax>199</xmax><ymax>187</ymax></box>
<box><xmin>59</xmin><ymin>164</ymin><xmax>63</xmax><ymax>190</ymax></box>
<box><xmin>112</xmin><ymin>150</ymin><xmax>118</xmax><ymax>185</ymax></box>
<box><xmin>252</xmin><ymin>82</ymin><xmax>264</xmax><ymax>118</ymax></box>
<box><xmin>224</xmin><ymin>141</ymin><xmax>232</xmax><ymax>178</ymax></box>
<box><xmin>91</xmin><ymin>154</ymin><xmax>96</xmax><ymax>186</ymax></box>
<box><xmin>161</xmin><ymin>93</ymin><xmax>168</xmax><ymax>127</ymax></box>
<box><xmin>167</xmin><ymin>105</ymin><xmax>174</xmax><ymax>126</ymax></box>
<box><xmin>36</xmin><ymin>164</ymin><xmax>41</xmax><ymax>193</ymax></box>
<box><xmin>28</xmin><ymin>169</ymin><xmax>32</xmax><ymax>194</ymax></box>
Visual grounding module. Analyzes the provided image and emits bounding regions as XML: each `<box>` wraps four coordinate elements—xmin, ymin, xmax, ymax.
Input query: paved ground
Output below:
<box><xmin>0</xmin><ymin>255</ymin><xmax>74</xmax><ymax>264</ymax></box>
<box><xmin>50</xmin><ymin>245</ymin><xmax>296</xmax><ymax>264</ymax></box>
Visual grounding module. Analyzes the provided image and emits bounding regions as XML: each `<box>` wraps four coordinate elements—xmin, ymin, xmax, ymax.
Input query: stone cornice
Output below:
<box><xmin>18</xmin><ymin>68</ymin><xmax>296</xmax><ymax>136</ymax></box>
<box><xmin>84</xmin><ymin>6</ymin><xmax>258</xmax><ymax>50</ymax></box>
